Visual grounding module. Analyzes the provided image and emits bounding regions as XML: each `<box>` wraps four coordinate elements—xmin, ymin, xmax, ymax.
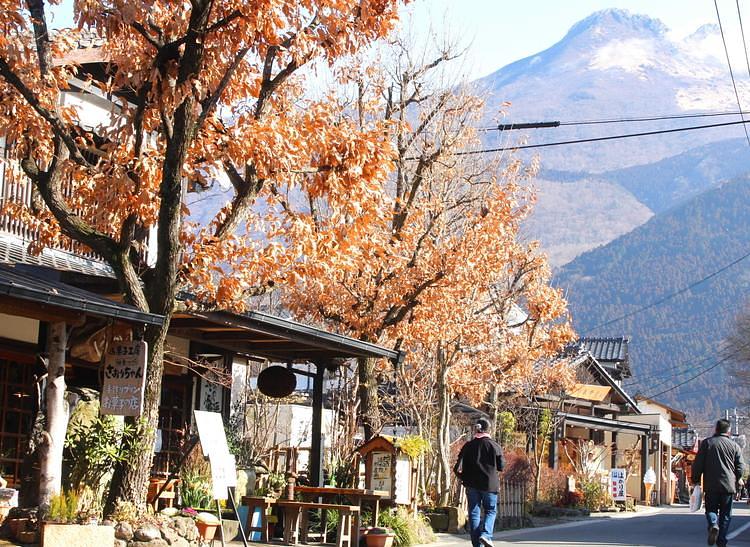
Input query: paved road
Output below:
<box><xmin>438</xmin><ymin>504</ymin><xmax>750</xmax><ymax>547</ymax></box>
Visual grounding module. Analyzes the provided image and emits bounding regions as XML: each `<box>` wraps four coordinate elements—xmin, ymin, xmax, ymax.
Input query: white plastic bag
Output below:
<box><xmin>690</xmin><ymin>485</ymin><xmax>703</xmax><ymax>512</ymax></box>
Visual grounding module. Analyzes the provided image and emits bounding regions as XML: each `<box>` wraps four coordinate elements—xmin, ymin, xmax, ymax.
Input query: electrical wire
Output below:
<box><xmin>478</xmin><ymin>110</ymin><xmax>750</xmax><ymax>132</ymax></box>
<box><xmin>646</xmin><ymin>350</ymin><xmax>740</xmax><ymax>399</ymax></box>
<box><xmin>405</xmin><ymin>118</ymin><xmax>750</xmax><ymax>159</ymax></box>
<box><xmin>714</xmin><ymin>0</ymin><xmax>750</xmax><ymax>146</ymax></box>
<box><xmin>626</xmin><ymin>337</ymin><xmax>750</xmax><ymax>396</ymax></box>
<box><xmin>580</xmin><ymin>249</ymin><xmax>750</xmax><ymax>335</ymax></box>
<box><xmin>736</xmin><ymin>0</ymin><xmax>750</xmax><ymax>81</ymax></box>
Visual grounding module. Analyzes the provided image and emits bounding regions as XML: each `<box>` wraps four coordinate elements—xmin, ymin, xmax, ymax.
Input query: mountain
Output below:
<box><xmin>522</xmin><ymin>177</ymin><xmax>652</xmax><ymax>266</ymax></box>
<box><xmin>473</xmin><ymin>8</ymin><xmax>750</xmax><ymax>264</ymax></box>
<box><xmin>541</xmin><ymin>137</ymin><xmax>750</xmax><ymax>214</ymax></box>
<box><xmin>554</xmin><ymin>176</ymin><xmax>750</xmax><ymax>418</ymax></box>
<box><xmin>477</xmin><ymin>9</ymin><xmax>740</xmax><ymax>173</ymax></box>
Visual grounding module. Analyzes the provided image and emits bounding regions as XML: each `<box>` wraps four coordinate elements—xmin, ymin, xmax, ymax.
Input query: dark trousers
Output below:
<box><xmin>705</xmin><ymin>492</ymin><xmax>734</xmax><ymax>546</ymax></box>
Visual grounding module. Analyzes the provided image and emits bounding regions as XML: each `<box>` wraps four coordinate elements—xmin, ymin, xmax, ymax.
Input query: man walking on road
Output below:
<box><xmin>692</xmin><ymin>419</ymin><xmax>744</xmax><ymax>546</ymax></box>
<box><xmin>453</xmin><ymin>417</ymin><xmax>505</xmax><ymax>547</ymax></box>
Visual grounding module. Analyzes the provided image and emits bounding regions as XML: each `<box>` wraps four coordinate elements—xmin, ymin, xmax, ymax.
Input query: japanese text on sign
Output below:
<box><xmin>371</xmin><ymin>451</ymin><xmax>392</xmax><ymax>494</ymax></box>
<box><xmin>610</xmin><ymin>468</ymin><xmax>627</xmax><ymax>501</ymax></box>
<box><xmin>101</xmin><ymin>340</ymin><xmax>147</xmax><ymax>417</ymax></box>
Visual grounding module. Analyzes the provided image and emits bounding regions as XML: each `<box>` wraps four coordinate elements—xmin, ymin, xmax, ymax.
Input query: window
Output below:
<box><xmin>0</xmin><ymin>357</ymin><xmax>34</xmax><ymax>488</ymax></box>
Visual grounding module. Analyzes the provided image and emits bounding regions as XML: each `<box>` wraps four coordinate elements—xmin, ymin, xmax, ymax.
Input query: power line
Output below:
<box><xmin>629</xmin><ymin>336</ymin><xmax>750</xmax><ymax>395</ymax></box>
<box><xmin>714</xmin><ymin>0</ymin><xmax>750</xmax><ymax>146</ymax></box>
<box><xmin>406</xmin><ymin>118</ymin><xmax>750</xmax><ymax>159</ymax></box>
<box><xmin>581</xmin><ymin>249</ymin><xmax>750</xmax><ymax>335</ymax></box>
<box><xmin>478</xmin><ymin>110</ymin><xmax>750</xmax><ymax>131</ymax></box>
<box><xmin>736</xmin><ymin>0</ymin><xmax>750</xmax><ymax>81</ymax></box>
<box><xmin>646</xmin><ymin>350</ymin><xmax>739</xmax><ymax>399</ymax></box>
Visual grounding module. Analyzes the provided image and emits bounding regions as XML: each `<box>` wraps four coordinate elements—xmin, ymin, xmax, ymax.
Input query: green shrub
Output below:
<box><xmin>47</xmin><ymin>490</ymin><xmax>79</xmax><ymax>523</ymax></box>
<box><xmin>580</xmin><ymin>479</ymin><xmax>609</xmax><ymax>511</ymax></box>
<box><xmin>378</xmin><ymin>507</ymin><xmax>435</xmax><ymax>547</ymax></box>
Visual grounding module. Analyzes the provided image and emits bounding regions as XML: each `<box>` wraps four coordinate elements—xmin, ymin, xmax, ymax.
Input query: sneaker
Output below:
<box><xmin>708</xmin><ymin>525</ymin><xmax>719</xmax><ymax>545</ymax></box>
<box><xmin>479</xmin><ymin>536</ymin><xmax>494</xmax><ymax>547</ymax></box>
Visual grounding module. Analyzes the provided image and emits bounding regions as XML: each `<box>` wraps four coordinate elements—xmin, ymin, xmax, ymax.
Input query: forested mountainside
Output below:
<box><xmin>555</xmin><ymin>176</ymin><xmax>750</xmax><ymax>420</ymax></box>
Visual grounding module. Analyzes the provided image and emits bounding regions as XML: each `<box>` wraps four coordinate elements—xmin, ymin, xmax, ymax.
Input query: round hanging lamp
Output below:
<box><xmin>257</xmin><ymin>365</ymin><xmax>297</xmax><ymax>398</ymax></box>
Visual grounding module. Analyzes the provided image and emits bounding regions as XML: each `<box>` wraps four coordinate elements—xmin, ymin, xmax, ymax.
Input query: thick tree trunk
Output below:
<box><xmin>436</xmin><ymin>348</ymin><xmax>451</xmax><ymax>507</ymax></box>
<box><xmin>105</xmin><ymin>322</ymin><xmax>168</xmax><ymax>513</ymax></box>
<box><xmin>357</xmin><ymin>356</ymin><xmax>381</xmax><ymax>440</ymax></box>
<box><xmin>39</xmin><ymin>322</ymin><xmax>68</xmax><ymax>508</ymax></box>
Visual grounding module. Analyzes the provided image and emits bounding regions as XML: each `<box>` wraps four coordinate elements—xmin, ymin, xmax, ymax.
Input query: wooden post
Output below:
<box><xmin>39</xmin><ymin>321</ymin><xmax>68</xmax><ymax>508</ymax></box>
<box><xmin>310</xmin><ymin>362</ymin><xmax>326</xmax><ymax>487</ymax></box>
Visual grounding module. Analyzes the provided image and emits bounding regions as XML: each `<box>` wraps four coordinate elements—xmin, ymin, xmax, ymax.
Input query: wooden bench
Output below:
<box><xmin>275</xmin><ymin>500</ymin><xmax>360</xmax><ymax>547</ymax></box>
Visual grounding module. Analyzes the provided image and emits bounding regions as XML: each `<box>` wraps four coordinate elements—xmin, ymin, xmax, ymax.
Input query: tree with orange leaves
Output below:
<box><xmin>284</xmin><ymin>32</ymin><xmax>576</xmax><ymax>505</ymax></box>
<box><xmin>0</xmin><ymin>0</ymin><xmax>405</xmax><ymax>509</ymax></box>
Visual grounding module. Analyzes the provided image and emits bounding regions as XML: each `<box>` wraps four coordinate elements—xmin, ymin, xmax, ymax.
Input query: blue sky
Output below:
<box><xmin>405</xmin><ymin>0</ymin><xmax>724</xmax><ymax>79</ymax></box>
<box><xmin>50</xmin><ymin>0</ymin><xmax>738</xmax><ymax>81</ymax></box>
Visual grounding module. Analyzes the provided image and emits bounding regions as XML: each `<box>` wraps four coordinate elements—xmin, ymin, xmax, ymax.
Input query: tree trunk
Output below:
<box><xmin>436</xmin><ymin>347</ymin><xmax>451</xmax><ymax>507</ymax></box>
<box><xmin>105</xmin><ymin>322</ymin><xmax>168</xmax><ymax>513</ymax></box>
<box><xmin>39</xmin><ymin>322</ymin><xmax>68</xmax><ymax>508</ymax></box>
<box><xmin>357</xmin><ymin>356</ymin><xmax>381</xmax><ymax>440</ymax></box>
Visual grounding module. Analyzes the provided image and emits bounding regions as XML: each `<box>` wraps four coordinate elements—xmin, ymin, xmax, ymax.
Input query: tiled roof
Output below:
<box><xmin>577</xmin><ymin>337</ymin><xmax>629</xmax><ymax>362</ymax></box>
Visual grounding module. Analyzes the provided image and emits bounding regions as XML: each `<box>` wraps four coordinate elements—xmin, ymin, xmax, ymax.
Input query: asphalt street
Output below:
<box><xmin>436</xmin><ymin>504</ymin><xmax>750</xmax><ymax>547</ymax></box>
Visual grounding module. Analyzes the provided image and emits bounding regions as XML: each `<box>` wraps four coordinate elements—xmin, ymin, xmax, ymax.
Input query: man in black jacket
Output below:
<box><xmin>692</xmin><ymin>419</ymin><xmax>745</xmax><ymax>547</ymax></box>
<box><xmin>453</xmin><ymin>417</ymin><xmax>505</xmax><ymax>547</ymax></box>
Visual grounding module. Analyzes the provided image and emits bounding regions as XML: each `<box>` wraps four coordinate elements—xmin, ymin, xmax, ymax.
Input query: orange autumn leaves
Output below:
<box><xmin>0</xmin><ymin>0</ymin><xmax>574</xmax><ymax>405</ymax></box>
<box><xmin>0</xmin><ymin>0</ymin><xmax>405</xmax><ymax>302</ymax></box>
<box><xmin>283</xmin><ymin>46</ymin><xmax>576</xmax><ymax>404</ymax></box>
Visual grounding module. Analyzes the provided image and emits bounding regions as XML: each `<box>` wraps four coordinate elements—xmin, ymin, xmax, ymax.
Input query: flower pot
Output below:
<box><xmin>41</xmin><ymin>522</ymin><xmax>115</xmax><ymax>547</ymax></box>
<box><xmin>365</xmin><ymin>532</ymin><xmax>395</xmax><ymax>547</ymax></box>
<box><xmin>196</xmin><ymin>520</ymin><xmax>219</xmax><ymax>541</ymax></box>
<box><xmin>8</xmin><ymin>516</ymin><xmax>29</xmax><ymax>536</ymax></box>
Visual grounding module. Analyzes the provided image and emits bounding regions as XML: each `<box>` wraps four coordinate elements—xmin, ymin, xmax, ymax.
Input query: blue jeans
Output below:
<box><xmin>466</xmin><ymin>487</ymin><xmax>497</xmax><ymax>547</ymax></box>
<box><xmin>705</xmin><ymin>492</ymin><xmax>733</xmax><ymax>546</ymax></box>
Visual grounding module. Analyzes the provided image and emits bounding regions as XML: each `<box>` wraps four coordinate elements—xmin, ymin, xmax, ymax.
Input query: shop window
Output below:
<box><xmin>152</xmin><ymin>376</ymin><xmax>191</xmax><ymax>476</ymax></box>
<box><xmin>0</xmin><ymin>357</ymin><xmax>34</xmax><ymax>488</ymax></box>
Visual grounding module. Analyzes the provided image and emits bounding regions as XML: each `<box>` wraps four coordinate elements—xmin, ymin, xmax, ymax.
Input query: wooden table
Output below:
<box><xmin>293</xmin><ymin>486</ymin><xmax>389</xmax><ymax>526</ymax></box>
<box><xmin>276</xmin><ymin>500</ymin><xmax>359</xmax><ymax>547</ymax></box>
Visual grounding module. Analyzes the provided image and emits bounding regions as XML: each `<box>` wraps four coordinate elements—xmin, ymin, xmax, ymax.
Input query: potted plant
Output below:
<box><xmin>264</xmin><ymin>472</ymin><xmax>286</xmax><ymax>498</ymax></box>
<box><xmin>41</xmin><ymin>491</ymin><xmax>114</xmax><ymax>547</ymax></box>
<box><xmin>364</xmin><ymin>526</ymin><xmax>396</xmax><ymax>547</ymax></box>
<box><xmin>195</xmin><ymin>511</ymin><xmax>221</xmax><ymax>541</ymax></box>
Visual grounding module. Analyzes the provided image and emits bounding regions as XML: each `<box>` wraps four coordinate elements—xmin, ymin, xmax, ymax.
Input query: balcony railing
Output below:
<box><xmin>0</xmin><ymin>144</ymin><xmax>112</xmax><ymax>273</ymax></box>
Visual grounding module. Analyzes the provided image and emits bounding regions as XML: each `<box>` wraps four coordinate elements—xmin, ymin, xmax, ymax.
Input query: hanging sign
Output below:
<box><xmin>101</xmin><ymin>340</ymin><xmax>148</xmax><ymax>416</ymax></box>
<box><xmin>610</xmin><ymin>468</ymin><xmax>627</xmax><ymax>501</ymax></box>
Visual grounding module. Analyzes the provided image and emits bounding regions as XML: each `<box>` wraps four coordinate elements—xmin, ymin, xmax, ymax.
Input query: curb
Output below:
<box><xmin>433</xmin><ymin>506</ymin><xmax>665</xmax><ymax>544</ymax></box>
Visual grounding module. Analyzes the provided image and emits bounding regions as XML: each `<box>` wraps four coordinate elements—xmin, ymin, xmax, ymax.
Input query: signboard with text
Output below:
<box><xmin>610</xmin><ymin>468</ymin><xmax>627</xmax><ymax>501</ymax></box>
<box><xmin>194</xmin><ymin>410</ymin><xmax>236</xmax><ymax>500</ymax></box>
<box><xmin>371</xmin><ymin>451</ymin><xmax>393</xmax><ymax>493</ymax></box>
<box><xmin>101</xmin><ymin>340</ymin><xmax>148</xmax><ymax>416</ymax></box>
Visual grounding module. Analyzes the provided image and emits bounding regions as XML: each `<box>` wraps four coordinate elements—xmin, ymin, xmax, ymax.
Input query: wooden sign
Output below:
<box><xmin>371</xmin><ymin>451</ymin><xmax>392</xmax><ymax>493</ymax></box>
<box><xmin>101</xmin><ymin>340</ymin><xmax>148</xmax><ymax>416</ymax></box>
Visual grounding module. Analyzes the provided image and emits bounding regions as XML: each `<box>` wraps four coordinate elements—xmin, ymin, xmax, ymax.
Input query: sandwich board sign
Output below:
<box><xmin>610</xmin><ymin>468</ymin><xmax>627</xmax><ymax>501</ymax></box>
<box><xmin>101</xmin><ymin>340</ymin><xmax>148</xmax><ymax>416</ymax></box>
<box><xmin>194</xmin><ymin>410</ymin><xmax>236</xmax><ymax>500</ymax></box>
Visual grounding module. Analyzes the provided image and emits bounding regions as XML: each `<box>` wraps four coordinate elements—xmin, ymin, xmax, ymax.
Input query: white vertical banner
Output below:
<box><xmin>610</xmin><ymin>468</ymin><xmax>627</xmax><ymax>501</ymax></box>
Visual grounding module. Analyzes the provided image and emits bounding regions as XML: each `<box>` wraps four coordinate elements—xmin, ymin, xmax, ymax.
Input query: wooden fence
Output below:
<box><xmin>453</xmin><ymin>479</ymin><xmax>528</xmax><ymax>530</ymax></box>
<box><xmin>497</xmin><ymin>480</ymin><xmax>527</xmax><ymax>528</ymax></box>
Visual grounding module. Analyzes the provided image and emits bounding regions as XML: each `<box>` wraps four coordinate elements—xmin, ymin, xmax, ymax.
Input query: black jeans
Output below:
<box><xmin>705</xmin><ymin>492</ymin><xmax>734</xmax><ymax>546</ymax></box>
